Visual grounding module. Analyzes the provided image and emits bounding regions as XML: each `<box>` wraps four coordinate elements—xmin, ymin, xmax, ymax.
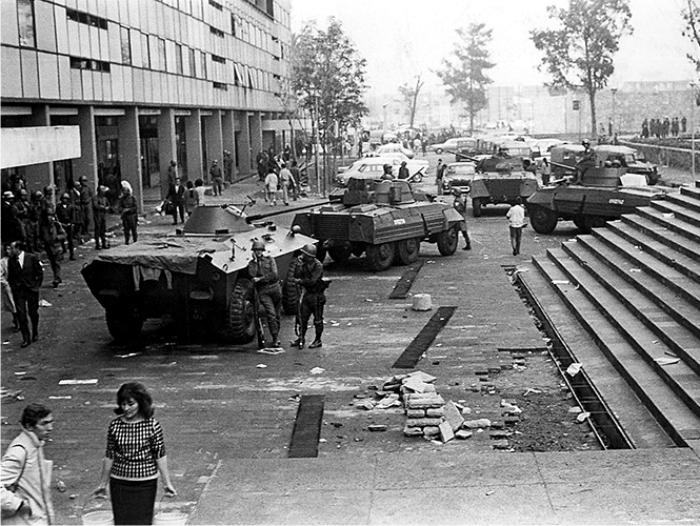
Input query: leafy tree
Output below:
<box><xmin>437</xmin><ymin>23</ymin><xmax>495</xmax><ymax>135</ymax></box>
<box><xmin>291</xmin><ymin>18</ymin><xmax>368</xmax><ymax>155</ymax></box>
<box><xmin>398</xmin><ymin>74</ymin><xmax>425</xmax><ymax>129</ymax></box>
<box><xmin>682</xmin><ymin>0</ymin><xmax>700</xmax><ymax>75</ymax></box>
<box><xmin>531</xmin><ymin>0</ymin><xmax>632</xmax><ymax>136</ymax></box>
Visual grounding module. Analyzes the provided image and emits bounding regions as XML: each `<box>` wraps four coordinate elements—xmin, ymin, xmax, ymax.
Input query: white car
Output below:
<box><xmin>334</xmin><ymin>157</ymin><xmax>428</xmax><ymax>187</ymax></box>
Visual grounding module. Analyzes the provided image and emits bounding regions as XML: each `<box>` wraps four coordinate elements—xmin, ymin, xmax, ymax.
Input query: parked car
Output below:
<box><xmin>428</xmin><ymin>137</ymin><xmax>471</xmax><ymax>155</ymax></box>
<box><xmin>442</xmin><ymin>162</ymin><xmax>477</xmax><ymax>193</ymax></box>
<box><xmin>334</xmin><ymin>157</ymin><xmax>428</xmax><ymax>187</ymax></box>
<box><xmin>376</xmin><ymin>143</ymin><xmax>415</xmax><ymax>159</ymax></box>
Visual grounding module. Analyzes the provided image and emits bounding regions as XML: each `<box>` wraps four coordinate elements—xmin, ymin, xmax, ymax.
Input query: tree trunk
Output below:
<box><xmin>588</xmin><ymin>88</ymin><xmax>597</xmax><ymax>140</ymax></box>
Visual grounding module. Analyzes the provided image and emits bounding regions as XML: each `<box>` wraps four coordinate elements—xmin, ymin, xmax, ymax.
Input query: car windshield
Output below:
<box><xmin>625</xmin><ymin>153</ymin><xmax>637</xmax><ymax>163</ymax></box>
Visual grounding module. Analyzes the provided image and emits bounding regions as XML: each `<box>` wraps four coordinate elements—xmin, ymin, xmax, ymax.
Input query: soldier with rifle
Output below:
<box><xmin>247</xmin><ymin>240</ymin><xmax>282</xmax><ymax>348</ymax></box>
<box><xmin>290</xmin><ymin>244</ymin><xmax>327</xmax><ymax>349</ymax></box>
<box><xmin>575</xmin><ymin>139</ymin><xmax>596</xmax><ymax>184</ymax></box>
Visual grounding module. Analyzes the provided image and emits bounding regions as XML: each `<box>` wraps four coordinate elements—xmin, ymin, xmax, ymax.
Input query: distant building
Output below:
<box><xmin>1</xmin><ymin>0</ymin><xmax>297</xmax><ymax>204</ymax></box>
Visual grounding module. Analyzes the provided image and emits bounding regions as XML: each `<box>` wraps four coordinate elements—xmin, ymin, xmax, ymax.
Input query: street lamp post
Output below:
<box><xmin>611</xmin><ymin>88</ymin><xmax>617</xmax><ymax>138</ymax></box>
<box><xmin>692</xmin><ymin>83</ymin><xmax>697</xmax><ymax>179</ymax></box>
<box><xmin>309</xmin><ymin>89</ymin><xmax>321</xmax><ymax>195</ymax></box>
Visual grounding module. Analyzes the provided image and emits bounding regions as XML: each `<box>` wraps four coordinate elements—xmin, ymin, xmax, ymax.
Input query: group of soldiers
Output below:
<box><xmin>641</xmin><ymin>116</ymin><xmax>686</xmax><ymax>139</ymax></box>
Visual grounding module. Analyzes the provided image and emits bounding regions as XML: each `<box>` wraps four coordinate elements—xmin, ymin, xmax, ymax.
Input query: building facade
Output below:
<box><xmin>1</xmin><ymin>0</ymin><xmax>297</xmax><ymax>206</ymax></box>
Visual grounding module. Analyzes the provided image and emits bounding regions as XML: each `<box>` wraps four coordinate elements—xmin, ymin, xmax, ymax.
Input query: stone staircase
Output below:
<box><xmin>517</xmin><ymin>181</ymin><xmax>700</xmax><ymax>451</ymax></box>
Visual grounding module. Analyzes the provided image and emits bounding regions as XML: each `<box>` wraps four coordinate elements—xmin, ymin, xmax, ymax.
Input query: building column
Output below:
<box><xmin>75</xmin><ymin>106</ymin><xmax>98</xmax><ymax>192</ymax></box>
<box><xmin>24</xmin><ymin>105</ymin><xmax>54</xmax><ymax>196</ymax></box>
<box><xmin>250</xmin><ymin>111</ymin><xmax>263</xmax><ymax>173</ymax></box>
<box><xmin>185</xmin><ymin>109</ymin><xmax>203</xmax><ymax>183</ymax></box>
<box><xmin>158</xmin><ymin>108</ymin><xmax>177</xmax><ymax>199</ymax></box>
<box><xmin>118</xmin><ymin>107</ymin><xmax>143</xmax><ymax>213</ymax></box>
<box><xmin>222</xmin><ymin>110</ymin><xmax>236</xmax><ymax>182</ymax></box>
<box><xmin>204</xmin><ymin>109</ymin><xmax>223</xmax><ymax>184</ymax></box>
<box><xmin>237</xmin><ymin>110</ymin><xmax>251</xmax><ymax>177</ymax></box>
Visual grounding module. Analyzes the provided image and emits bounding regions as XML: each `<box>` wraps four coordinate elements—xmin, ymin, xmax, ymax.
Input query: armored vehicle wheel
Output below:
<box><xmin>282</xmin><ymin>258</ymin><xmax>302</xmax><ymax>315</ymax></box>
<box><xmin>366</xmin><ymin>242</ymin><xmax>396</xmax><ymax>271</ymax></box>
<box><xmin>437</xmin><ymin>226</ymin><xmax>459</xmax><ymax>256</ymax></box>
<box><xmin>472</xmin><ymin>198</ymin><xmax>483</xmax><ymax>217</ymax></box>
<box><xmin>573</xmin><ymin>216</ymin><xmax>588</xmax><ymax>232</ymax></box>
<box><xmin>328</xmin><ymin>242</ymin><xmax>353</xmax><ymax>263</ymax></box>
<box><xmin>106</xmin><ymin>309</ymin><xmax>143</xmax><ymax>343</ymax></box>
<box><xmin>411</xmin><ymin>173</ymin><xmax>423</xmax><ymax>183</ymax></box>
<box><xmin>225</xmin><ymin>278</ymin><xmax>256</xmax><ymax>343</ymax></box>
<box><xmin>529</xmin><ymin>206</ymin><xmax>558</xmax><ymax>234</ymax></box>
<box><xmin>583</xmin><ymin>215</ymin><xmax>607</xmax><ymax>231</ymax></box>
<box><xmin>395</xmin><ymin>238</ymin><xmax>421</xmax><ymax>265</ymax></box>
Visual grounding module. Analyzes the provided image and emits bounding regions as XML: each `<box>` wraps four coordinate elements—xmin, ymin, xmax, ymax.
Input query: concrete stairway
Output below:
<box><xmin>518</xmin><ymin>181</ymin><xmax>700</xmax><ymax>451</ymax></box>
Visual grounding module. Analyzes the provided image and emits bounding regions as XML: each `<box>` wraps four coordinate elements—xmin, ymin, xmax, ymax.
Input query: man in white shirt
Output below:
<box><xmin>278</xmin><ymin>163</ymin><xmax>294</xmax><ymax>206</ymax></box>
<box><xmin>264</xmin><ymin>169</ymin><xmax>279</xmax><ymax>206</ymax></box>
<box><xmin>506</xmin><ymin>197</ymin><xmax>526</xmax><ymax>256</ymax></box>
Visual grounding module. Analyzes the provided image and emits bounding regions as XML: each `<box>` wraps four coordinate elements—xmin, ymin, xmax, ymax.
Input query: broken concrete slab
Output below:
<box><xmin>443</xmin><ymin>401</ymin><xmax>465</xmax><ymax>432</ymax></box>
<box><xmin>439</xmin><ymin>421</ymin><xmax>454</xmax><ymax>443</ymax></box>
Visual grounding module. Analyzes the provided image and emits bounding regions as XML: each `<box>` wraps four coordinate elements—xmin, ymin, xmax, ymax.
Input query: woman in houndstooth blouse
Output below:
<box><xmin>94</xmin><ymin>382</ymin><xmax>176</xmax><ymax>525</ymax></box>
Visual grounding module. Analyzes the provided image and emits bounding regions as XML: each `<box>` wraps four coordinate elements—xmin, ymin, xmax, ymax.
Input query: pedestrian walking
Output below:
<box><xmin>540</xmin><ymin>157</ymin><xmax>551</xmax><ymax>186</ymax></box>
<box><xmin>94</xmin><ymin>382</ymin><xmax>176</xmax><ymax>526</ymax></box>
<box><xmin>118</xmin><ymin>181</ymin><xmax>138</xmax><ymax>245</ymax></box>
<box><xmin>1</xmin><ymin>403</ymin><xmax>55</xmax><ymax>525</ymax></box>
<box><xmin>7</xmin><ymin>240</ymin><xmax>43</xmax><ymax>348</ymax></box>
<box><xmin>506</xmin><ymin>197</ymin><xmax>526</xmax><ymax>256</ymax></box>
<box><xmin>1</xmin><ymin>243</ymin><xmax>19</xmax><ymax>333</ymax></box>
<box><xmin>93</xmin><ymin>185</ymin><xmax>109</xmax><ymax>250</ymax></box>
<box><xmin>436</xmin><ymin>159</ymin><xmax>444</xmax><ymax>195</ymax></box>
<box><xmin>247</xmin><ymin>240</ymin><xmax>282</xmax><ymax>348</ymax></box>
<box><xmin>166</xmin><ymin>177</ymin><xmax>185</xmax><ymax>225</ymax></box>
<box><xmin>77</xmin><ymin>176</ymin><xmax>94</xmax><ymax>240</ymax></box>
<box><xmin>278</xmin><ymin>163</ymin><xmax>293</xmax><ymax>205</ymax></box>
<box><xmin>264</xmin><ymin>169</ymin><xmax>278</xmax><ymax>205</ymax></box>
<box><xmin>290</xmin><ymin>244</ymin><xmax>327</xmax><ymax>349</ymax></box>
<box><xmin>452</xmin><ymin>188</ymin><xmax>471</xmax><ymax>250</ymax></box>
<box><xmin>209</xmin><ymin>160</ymin><xmax>223</xmax><ymax>196</ymax></box>
<box><xmin>2</xmin><ymin>191</ymin><xmax>24</xmax><ymax>247</ymax></box>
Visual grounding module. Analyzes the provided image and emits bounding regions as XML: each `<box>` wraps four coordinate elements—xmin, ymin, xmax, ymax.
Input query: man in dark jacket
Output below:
<box><xmin>166</xmin><ymin>177</ymin><xmax>186</xmax><ymax>225</ymax></box>
<box><xmin>7</xmin><ymin>240</ymin><xmax>43</xmax><ymax>347</ymax></box>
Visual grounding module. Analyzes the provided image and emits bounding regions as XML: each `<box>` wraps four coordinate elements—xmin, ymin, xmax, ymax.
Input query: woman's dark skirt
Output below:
<box><xmin>110</xmin><ymin>477</ymin><xmax>158</xmax><ymax>525</ymax></box>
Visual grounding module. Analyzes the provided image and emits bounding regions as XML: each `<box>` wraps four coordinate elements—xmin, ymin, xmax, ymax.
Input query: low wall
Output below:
<box><xmin>621</xmin><ymin>140</ymin><xmax>700</xmax><ymax>172</ymax></box>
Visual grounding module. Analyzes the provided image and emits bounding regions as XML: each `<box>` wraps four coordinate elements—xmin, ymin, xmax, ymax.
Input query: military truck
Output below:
<box><xmin>291</xmin><ymin>177</ymin><xmax>465</xmax><ymax>271</ymax></box>
<box><xmin>469</xmin><ymin>154</ymin><xmax>539</xmax><ymax>217</ymax></box>
<box><xmin>526</xmin><ymin>165</ymin><xmax>665</xmax><ymax>234</ymax></box>
<box><xmin>81</xmin><ymin>204</ymin><xmax>316</xmax><ymax>344</ymax></box>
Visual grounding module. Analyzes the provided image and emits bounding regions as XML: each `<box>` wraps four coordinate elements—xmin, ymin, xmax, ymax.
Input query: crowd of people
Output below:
<box><xmin>256</xmin><ymin>147</ymin><xmax>305</xmax><ymax>206</ymax></box>
<box><xmin>640</xmin><ymin>116</ymin><xmax>687</xmax><ymax>139</ymax></box>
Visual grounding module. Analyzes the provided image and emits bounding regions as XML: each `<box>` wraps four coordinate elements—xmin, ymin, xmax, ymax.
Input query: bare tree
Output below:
<box><xmin>398</xmin><ymin>74</ymin><xmax>425</xmax><ymax>129</ymax></box>
<box><xmin>682</xmin><ymin>0</ymin><xmax>700</xmax><ymax>76</ymax></box>
<box><xmin>531</xmin><ymin>0</ymin><xmax>632</xmax><ymax>136</ymax></box>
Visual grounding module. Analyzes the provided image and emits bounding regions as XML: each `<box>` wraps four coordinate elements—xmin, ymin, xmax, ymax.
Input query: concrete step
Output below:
<box><xmin>680</xmin><ymin>184</ymin><xmax>700</xmax><ymax>201</ymax></box>
<box><xmin>591</xmin><ymin>224</ymin><xmax>700</xmax><ymax>302</ymax></box>
<box><xmin>620</xmin><ymin>213</ymin><xmax>700</xmax><ymax>263</ymax></box>
<box><xmin>518</xmin><ymin>259</ymin><xmax>674</xmax><ymax>449</ymax></box>
<box><xmin>667</xmin><ymin>190</ymin><xmax>700</xmax><ymax>214</ymax></box>
<box><xmin>637</xmin><ymin>204</ymin><xmax>700</xmax><ymax>246</ymax></box>
<box><xmin>651</xmin><ymin>198</ymin><xmax>700</xmax><ymax>229</ymax></box>
<box><xmin>545</xmin><ymin>246</ymin><xmax>700</xmax><ymax>447</ymax></box>
<box><xmin>581</xmin><ymin>228</ymin><xmax>700</xmax><ymax>367</ymax></box>
<box><xmin>560</xmin><ymin>239</ymin><xmax>700</xmax><ymax>411</ymax></box>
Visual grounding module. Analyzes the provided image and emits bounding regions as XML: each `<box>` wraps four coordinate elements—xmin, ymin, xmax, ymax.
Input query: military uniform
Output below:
<box><xmin>292</xmin><ymin>247</ymin><xmax>326</xmax><ymax>349</ymax></box>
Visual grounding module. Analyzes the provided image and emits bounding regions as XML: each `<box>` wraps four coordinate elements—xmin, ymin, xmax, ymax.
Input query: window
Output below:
<box><xmin>142</xmin><ymin>33</ymin><xmax>151</xmax><ymax>69</ymax></box>
<box><xmin>210</xmin><ymin>26</ymin><xmax>224</xmax><ymax>38</ymax></box>
<box><xmin>17</xmin><ymin>0</ymin><xmax>36</xmax><ymax>47</ymax></box>
<box><xmin>209</xmin><ymin>0</ymin><xmax>223</xmax><ymax>10</ymax></box>
<box><xmin>70</xmin><ymin>57</ymin><xmax>111</xmax><ymax>72</ymax></box>
<box><xmin>189</xmin><ymin>48</ymin><xmax>196</xmax><ymax>77</ymax></box>
<box><xmin>175</xmin><ymin>44</ymin><xmax>183</xmax><ymax>75</ymax></box>
<box><xmin>120</xmin><ymin>27</ymin><xmax>132</xmax><ymax>65</ymax></box>
<box><xmin>213</xmin><ymin>82</ymin><xmax>227</xmax><ymax>90</ymax></box>
<box><xmin>200</xmin><ymin>51</ymin><xmax>207</xmax><ymax>79</ymax></box>
<box><xmin>66</xmin><ymin>8</ymin><xmax>108</xmax><ymax>30</ymax></box>
<box><xmin>212</xmin><ymin>54</ymin><xmax>225</xmax><ymax>64</ymax></box>
<box><xmin>231</xmin><ymin>14</ymin><xmax>236</xmax><ymax>36</ymax></box>
<box><xmin>158</xmin><ymin>38</ymin><xmax>166</xmax><ymax>71</ymax></box>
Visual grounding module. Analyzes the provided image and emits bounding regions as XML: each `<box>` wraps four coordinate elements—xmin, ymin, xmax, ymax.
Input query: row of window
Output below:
<box><xmin>66</xmin><ymin>8</ymin><xmax>109</xmax><ymax>30</ymax></box>
<box><xmin>70</xmin><ymin>57</ymin><xmax>111</xmax><ymax>72</ymax></box>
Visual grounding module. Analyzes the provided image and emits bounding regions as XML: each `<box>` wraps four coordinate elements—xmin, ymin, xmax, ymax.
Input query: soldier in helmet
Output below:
<box><xmin>247</xmin><ymin>240</ymin><xmax>282</xmax><ymax>348</ymax></box>
<box><xmin>452</xmin><ymin>188</ymin><xmax>471</xmax><ymax>250</ymax></box>
<box><xmin>380</xmin><ymin>163</ymin><xmax>394</xmax><ymax>180</ymax></box>
<box><xmin>291</xmin><ymin>244</ymin><xmax>326</xmax><ymax>349</ymax></box>
<box><xmin>575</xmin><ymin>139</ymin><xmax>596</xmax><ymax>184</ymax></box>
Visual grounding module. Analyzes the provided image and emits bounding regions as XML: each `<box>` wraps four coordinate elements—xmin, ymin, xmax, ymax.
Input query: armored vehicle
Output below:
<box><xmin>525</xmin><ymin>165</ymin><xmax>665</xmax><ymax>234</ymax></box>
<box><xmin>291</xmin><ymin>177</ymin><xmax>466</xmax><ymax>271</ymax></box>
<box><xmin>469</xmin><ymin>154</ymin><xmax>539</xmax><ymax>217</ymax></box>
<box><xmin>81</xmin><ymin>204</ymin><xmax>316</xmax><ymax>344</ymax></box>
<box><xmin>593</xmin><ymin>144</ymin><xmax>659</xmax><ymax>185</ymax></box>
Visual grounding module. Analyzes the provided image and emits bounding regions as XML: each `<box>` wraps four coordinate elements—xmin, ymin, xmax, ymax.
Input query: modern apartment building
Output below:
<box><xmin>1</xmin><ymin>0</ymin><xmax>296</xmax><ymax>206</ymax></box>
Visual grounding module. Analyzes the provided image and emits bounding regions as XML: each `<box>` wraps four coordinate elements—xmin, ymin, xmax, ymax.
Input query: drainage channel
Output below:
<box><xmin>506</xmin><ymin>265</ymin><xmax>635</xmax><ymax>450</ymax></box>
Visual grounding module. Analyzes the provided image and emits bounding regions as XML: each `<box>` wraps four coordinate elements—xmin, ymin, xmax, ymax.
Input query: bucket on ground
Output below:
<box><xmin>81</xmin><ymin>510</ymin><xmax>114</xmax><ymax>525</ymax></box>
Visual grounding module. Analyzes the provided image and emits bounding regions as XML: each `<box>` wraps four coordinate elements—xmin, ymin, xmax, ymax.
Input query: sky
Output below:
<box><xmin>290</xmin><ymin>0</ymin><xmax>697</xmax><ymax>95</ymax></box>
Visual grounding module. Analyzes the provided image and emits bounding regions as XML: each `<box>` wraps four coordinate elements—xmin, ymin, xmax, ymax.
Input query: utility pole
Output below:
<box><xmin>692</xmin><ymin>82</ymin><xmax>697</xmax><ymax>179</ymax></box>
<box><xmin>611</xmin><ymin>88</ymin><xmax>617</xmax><ymax>137</ymax></box>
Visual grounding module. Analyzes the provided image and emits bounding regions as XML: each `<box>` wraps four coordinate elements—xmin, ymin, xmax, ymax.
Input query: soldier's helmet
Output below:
<box><xmin>251</xmin><ymin>240</ymin><xmax>265</xmax><ymax>251</ymax></box>
<box><xmin>452</xmin><ymin>187</ymin><xmax>461</xmax><ymax>196</ymax></box>
<box><xmin>300</xmin><ymin>244</ymin><xmax>317</xmax><ymax>257</ymax></box>
<box><xmin>383</xmin><ymin>164</ymin><xmax>392</xmax><ymax>172</ymax></box>
<box><xmin>582</xmin><ymin>139</ymin><xmax>590</xmax><ymax>146</ymax></box>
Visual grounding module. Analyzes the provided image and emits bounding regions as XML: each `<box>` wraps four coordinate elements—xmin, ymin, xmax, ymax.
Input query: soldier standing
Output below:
<box><xmin>93</xmin><ymin>185</ymin><xmax>109</xmax><ymax>250</ymax></box>
<box><xmin>575</xmin><ymin>139</ymin><xmax>596</xmax><ymax>184</ymax></box>
<box><xmin>435</xmin><ymin>159</ymin><xmax>444</xmax><ymax>194</ymax></box>
<box><xmin>452</xmin><ymin>188</ymin><xmax>471</xmax><ymax>250</ymax></box>
<box><xmin>77</xmin><ymin>176</ymin><xmax>94</xmax><ymax>240</ymax></box>
<box><xmin>291</xmin><ymin>244</ymin><xmax>326</xmax><ymax>349</ymax></box>
<box><xmin>209</xmin><ymin>160</ymin><xmax>223</xmax><ymax>196</ymax></box>
<box><xmin>119</xmin><ymin>181</ymin><xmax>138</xmax><ymax>245</ymax></box>
<box><xmin>247</xmin><ymin>240</ymin><xmax>282</xmax><ymax>348</ymax></box>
